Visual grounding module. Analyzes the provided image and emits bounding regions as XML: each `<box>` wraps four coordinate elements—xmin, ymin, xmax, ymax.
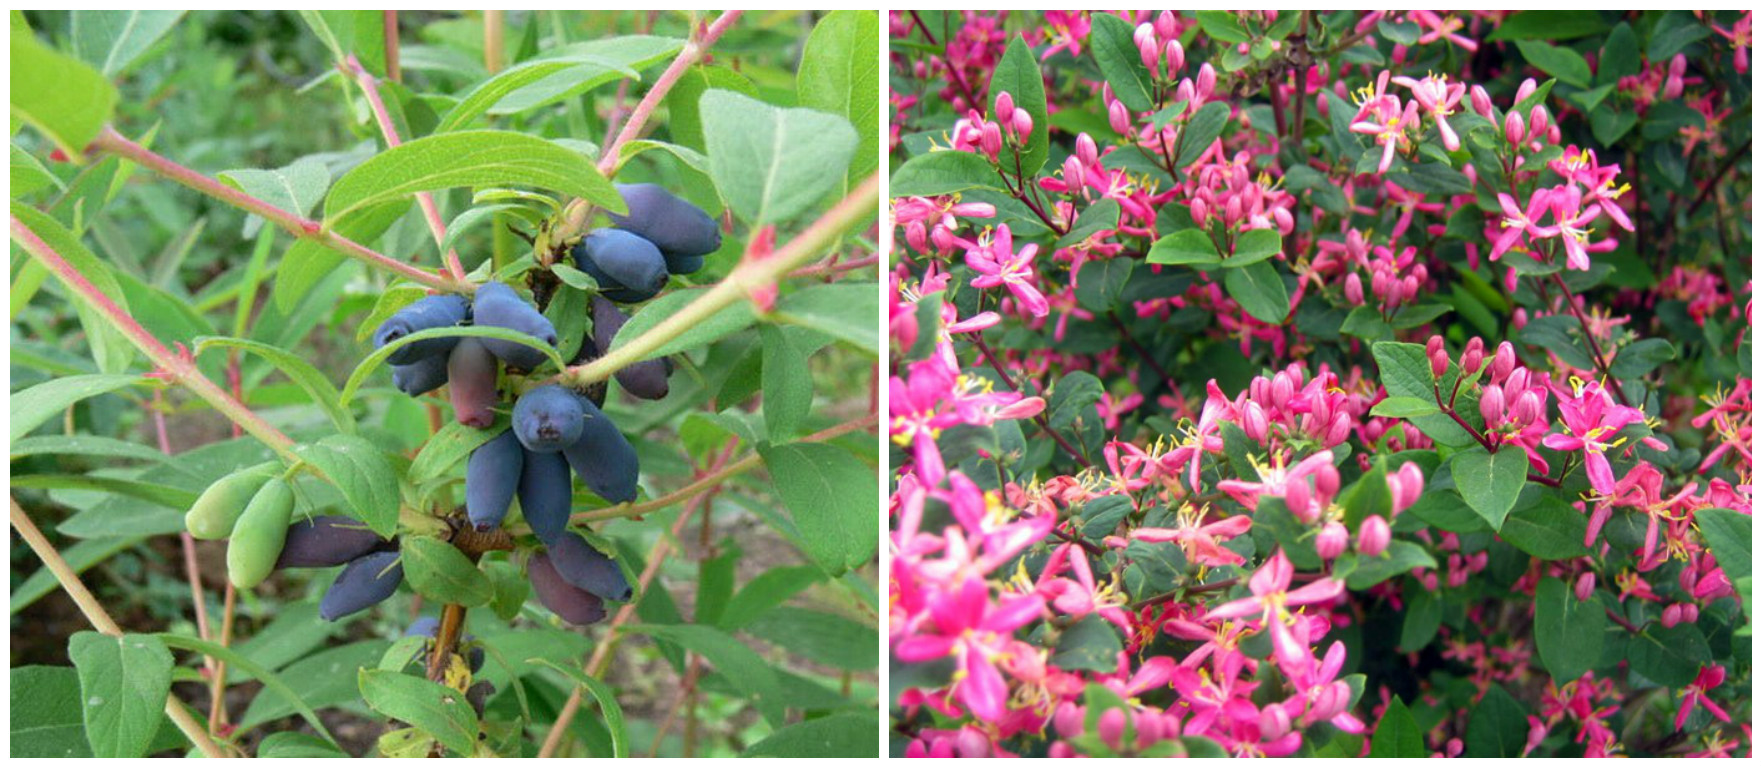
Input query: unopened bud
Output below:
<box><xmin>1480</xmin><ymin>384</ymin><xmax>1506</xmax><ymax>425</ymax></box>
<box><xmin>1574</xmin><ymin>572</ymin><xmax>1595</xmax><ymax>601</ymax></box>
<box><xmin>1165</xmin><ymin>40</ymin><xmax>1185</xmax><ymax>75</ymax></box>
<box><xmin>1357</xmin><ymin>515</ymin><xmax>1391</xmax><ymax>557</ymax></box>
<box><xmin>1345</xmin><ymin>273</ymin><xmax>1365</xmax><ymax>305</ymax></box>
<box><xmin>1491</xmin><ymin>341</ymin><xmax>1516</xmax><ymax>382</ymax></box>
<box><xmin>1316</xmin><ymin>522</ymin><xmax>1349</xmax><ymax>560</ymax></box>
<box><xmin>994</xmin><ymin>91</ymin><xmax>1015</xmax><ymax>121</ymax></box>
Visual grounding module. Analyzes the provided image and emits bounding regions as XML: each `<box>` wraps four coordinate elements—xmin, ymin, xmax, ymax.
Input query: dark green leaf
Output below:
<box><xmin>1534</xmin><ymin>577</ymin><xmax>1606</xmax><ymax>682</ymax></box>
<box><xmin>1451</xmin><ymin>447</ymin><xmax>1527</xmax><ymax>532</ymax></box>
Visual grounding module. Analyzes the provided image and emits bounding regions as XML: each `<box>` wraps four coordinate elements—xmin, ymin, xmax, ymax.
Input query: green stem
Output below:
<box><xmin>11</xmin><ymin>214</ymin><xmax>301</xmax><ymax>461</ymax></box>
<box><xmin>88</xmin><ymin>127</ymin><xmax>470</xmax><ymax>294</ymax></box>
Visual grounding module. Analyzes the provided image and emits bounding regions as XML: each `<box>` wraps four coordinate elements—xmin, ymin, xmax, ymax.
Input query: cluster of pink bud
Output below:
<box><xmin>1187</xmin><ymin>152</ymin><xmax>1298</xmax><ymax>235</ymax></box>
<box><xmin>1235</xmin><ymin>365</ymin><xmax>1357</xmax><ymax>449</ymax></box>
<box><xmin>947</xmin><ymin>91</ymin><xmax>1031</xmax><ymax>164</ymax></box>
<box><xmin>1103</xmin><ymin>14</ymin><xmax>1215</xmax><ymax>138</ymax></box>
<box><xmin>1132</xmin><ymin>12</ymin><xmax>1186</xmax><ymax>81</ymax></box>
<box><xmin>1413</xmin><ymin>531</ymin><xmax>1489</xmax><ymax>589</ymax></box>
<box><xmin>1344</xmin><ymin>244</ymin><xmax>1428</xmax><ymax>313</ymax></box>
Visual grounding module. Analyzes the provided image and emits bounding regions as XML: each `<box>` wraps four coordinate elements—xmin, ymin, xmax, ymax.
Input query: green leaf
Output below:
<box><xmin>256</xmin><ymin>732</ymin><xmax>349</xmax><ymax>758</ymax></box>
<box><xmin>1370</xmin><ymin>396</ymin><xmax>1441</xmax><ymax>418</ymax></box>
<box><xmin>1372</xmin><ymin>342</ymin><xmax>1483</xmax><ymax>448</ymax></box>
<box><xmin>743</xmin><ymin>607</ymin><xmax>878</xmax><ymax>671</ymax></box>
<box><xmin>1598</xmin><ymin>23</ymin><xmax>1642</xmax><ymax>85</ymax></box>
<box><xmin>718</xmin><ymin>566</ymin><xmax>825</xmax><ymax>631</ymax></box>
<box><xmin>1221</xmin><ymin>260</ymin><xmax>1289</xmax><ymax>324</ymax></box>
<box><xmin>622</xmin><ymin>624</ymin><xmax>783</xmax><ymax>725</ymax></box>
<box><xmin>358</xmin><ymin>669</ymin><xmax>479</xmax><ymax>756</ymax></box>
<box><xmin>1608</xmin><ymin>338</ymin><xmax>1675</xmax><ymax>378</ymax></box>
<box><xmin>409</xmin><ymin>419</ymin><xmax>507</xmax><ymax>485</ymax></box>
<box><xmin>194</xmin><ymin>336</ymin><xmax>355</xmax><ymax>433</ymax></box>
<box><xmin>609</xmin><ymin>287</ymin><xmax>755</xmax><ymax>361</ymax></box>
<box><xmin>1341</xmin><ymin>540</ymin><xmax>1437</xmax><ymax>589</ymax></box>
<box><xmin>10</xmin><ymin>29</ymin><xmax>118</xmax><ymax>160</ymax></box>
<box><xmin>699</xmin><ymin>89</ymin><xmax>857</xmax><ymax>225</ymax></box>
<box><xmin>798</xmin><ymin>11</ymin><xmax>879</xmax><ymax>190</ymax></box>
<box><xmin>743</xmin><ymin>711</ymin><xmax>876</xmax><ymax>757</ymax></box>
<box><xmin>488</xmin><ymin>36</ymin><xmax>683</xmax><ymax>118</ymax></box>
<box><xmin>1052</xmin><ymin>615</ymin><xmax>1122</xmax><ymax>672</ymax></box>
<box><xmin>10</xmin><ymin>374</ymin><xmax>141</xmax><ymax>443</ymax></box>
<box><xmin>293</xmin><ymin>434</ymin><xmax>402</xmax><ymax>538</ymax></box>
<box><xmin>12</xmin><ymin>203</ymin><xmax>137</xmax><ymax>374</ymax></box>
<box><xmin>760</xmin><ymin>442</ymin><xmax>878</xmax><ymax>575</ymax></box>
<box><xmin>1513</xmin><ymin>40</ymin><xmax>1591</xmax><ymax>88</ymax></box>
<box><xmin>1398</xmin><ymin>584</ymin><xmax>1443</xmax><ymax>653</ymax></box>
<box><xmin>12</xmin><ymin>144</ymin><xmax>61</xmax><ymax>197</ymax></box>
<box><xmin>219</xmin><ymin>158</ymin><xmax>330</xmax><ymax>238</ymax></box>
<box><xmin>324</xmin><ymin>130</ymin><xmax>622</xmax><ymax>223</ymax></box>
<box><xmin>615</xmin><ymin>139</ymin><xmax>711</xmax><ymax>178</ymax></box>
<box><xmin>1627</xmin><ymin>623</ymin><xmax>1710</xmax><ymax>687</ymax></box>
<box><xmin>1223</xmin><ymin>228</ymin><xmax>1281</xmax><ymax>268</ymax></box>
<box><xmin>157</xmin><ymin>632</ymin><xmax>338</xmax><ymax>745</ymax></box>
<box><xmin>1500</xmin><ymin>496</ymin><xmax>1589</xmax><ymax>560</ymax></box>
<box><xmin>1073</xmin><ymin>257</ymin><xmax>1133</xmax><ymax>313</ymax></box>
<box><xmin>1451</xmin><ymin>447</ymin><xmax>1527</xmax><ymax>531</ymax></box>
<box><xmin>238</xmin><ymin>640</ymin><xmax>391</xmax><ymax>729</ymax></box>
<box><xmin>1648</xmin><ymin>16</ymin><xmax>1710</xmax><ymax>61</ymax></box>
<box><xmin>68</xmin><ymin>632</ymin><xmax>171</xmax><ymax>758</ymax></box>
<box><xmin>1486</xmin><ymin>11</ymin><xmax>1608</xmax><ymax>41</ymax></box>
<box><xmin>1146</xmin><ymin>229</ymin><xmax>1222</xmax><ymax>269</ymax></box>
<box><xmin>11</xmin><ymin>666</ymin><xmax>92</xmax><ymax>757</ymax></box>
<box><xmin>760</xmin><ymin>325</ymin><xmax>812</xmax><ymax>441</ymax></box>
<box><xmin>1055</xmin><ymin>198</ymin><xmax>1121</xmax><ymax>250</ymax></box>
<box><xmin>527</xmin><ymin>659</ymin><xmax>627</xmax><ymax>758</ymax></box>
<box><xmin>988</xmin><ymin>36</ymin><xmax>1050</xmax><ymax>176</ymax></box>
<box><xmin>1533</xmin><ymin>577</ymin><xmax>1606</xmax><ymax>683</ymax></box>
<box><xmin>1368</xmin><ymin>696</ymin><xmax>1427</xmax><ymax>757</ymax></box>
<box><xmin>1090</xmin><ymin>13</ymin><xmax>1154</xmax><ymax>111</ymax></box>
<box><xmin>1197</xmin><ymin>11</ymin><xmax>1250</xmax><ymax>44</ymax></box>
<box><xmin>273</xmin><ymin>200</ymin><xmax>409</xmax><ymax>313</ymax></box>
<box><xmin>70</xmin><ymin>11</ymin><xmax>184</xmax><ymax>76</ymax></box>
<box><xmin>12</xmin><ymin>538</ymin><xmax>143</xmax><ymax>615</ymax></box>
<box><xmin>436</xmin><ymin>57</ymin><xmax>636</xmax><ymax>133</ymax></box>
<box><xmin>771</xmin><ymin>283</ymin><xmax>879</xmax><ymax>357</ymax></box>
<box><xmin>1176</xmin><ymin>102</ymin><xmax>1232</xmax><ymax>169</ymax></box>
<box><xmin>1464</xmin><ymin>683</ymin><xmax>1528</xmax><ymax>757</ymax></box>
<box><xmin>1697</xmin><ymin>508</ymin><xmax>1751</xmax><ymax>582</ymax></box>
<box><xmin>888</xmin><ymin>150</ymin><xmax>1005</xmax><ymax>197</ymax></box>
<box><xmin>401</xmin><ymin>537</ymin><xmax>492</xmax><ymax>607</ymax></box>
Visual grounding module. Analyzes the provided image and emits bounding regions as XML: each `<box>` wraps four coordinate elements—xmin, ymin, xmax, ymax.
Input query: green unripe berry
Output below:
<box><xmin>184</xmin><ymin>463</ymin><xmax>278</xmax><ymax>540</ymax></box>
<box><xmin>226</xmin><ymin>477</ymin><xmax>296</xmax><ymax>589</ymax></box>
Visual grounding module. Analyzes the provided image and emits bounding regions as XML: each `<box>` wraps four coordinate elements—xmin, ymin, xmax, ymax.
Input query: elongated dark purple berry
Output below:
<box><xmin>374</xmin><ymin>294</ymin><xmax>471</xmax><ymax>364</ymax></box>
<box><xmin>547</xmin><ymin>532</ymin><xmax>632</xmax><ymax>601</ymax></box>
<box><xmin>320</xmin><ymin>550</ymin><xmax>403</xmax><ymax>621</ymax></box>
<box><xmin>528</xmin><ymin>552</ymin><xmax>606</xmax><ymax>625</ymax></box>
<box><xmin>512</xmin><ymin>385</ymin><xmax>584</xmax><ymax>452</ymax></box>
<box><xmin>276</xmin><ymin>515</ymin><xmax>388</xmax><ymax>569</ymax></box>
<box><xmin>447</xmin><ymin>338</ymin><xmax>498</xmax><ymax>428</ymax></box>
<box><xmin>392</xmin><ymin>354</ymin><xmax>449</xmax><ymax>397</ymax></box>
<box><xmin>561</xmin><ymin>394</ymin><xmax>639</xmax><ymax>504</ymax></box>
<box><xmin>466</xmin><ymin>429</ymin><xmax>523</xmax><ymax>531</ymax></box>
<box><xmin>608</xmin><ymin>183</ymin><xmax>721</xmax><ymax>269</ymax></box>
<box><xmin>573</xmin><ymin>229</ymin><xmax>667</xmax><ymax>303</ymax></box>
<box><xmin>519</xmin><ymin>449</ymin><xmax>573</xmax><ymax>544</ymax></box>
<box><xmin>472</xmin><ymin>281</ymin><xmax>558</xmax><ymax>370</ymax></box>
<box><xmin>591</xmin><ymin>295</ymin><xmax>669</xmax><ymax>400</ymax></box>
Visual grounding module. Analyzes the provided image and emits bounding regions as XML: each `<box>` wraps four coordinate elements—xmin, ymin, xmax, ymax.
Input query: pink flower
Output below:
<box><xmin>1676</xmin><ymin>666</ymin><xmax>1732</xmax><ymax>731</ymax></box>
<box><xmin>964</xmin><ymin>224</ymin><xmax>1050</xmax><ymax>317</ymax></box>
<box><xmin>894</xmin><ymin>577</ymin><xmax>1046</xmax><ymax>722</ymax></box>
<box><xmin>1491</xmin><ymin>190</ymin><xmax>1557</xmax><ymax>262</ymax></box>
<box><xmin>1391</xmin><ymin>73</ymin><xmax>1466</xmax><ymax>150</ymax></box>
<box><xmin>1205</xmin><ymin>551</ymin><xmax>1345</xmax><ymax>669</ymax></box>
<box><xmin>1125</xmin><ymin>505</ymin><xmax>1255</xmax><ymax>568</ymax></box>
<box><xmin>1540</xmin><ymin>379</ymin><xmax>1648</xmax><ymax>495</ymax></box>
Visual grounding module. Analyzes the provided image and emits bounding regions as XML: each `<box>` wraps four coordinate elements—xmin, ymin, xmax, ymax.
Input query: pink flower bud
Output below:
<box><xmin>1243</xmin><ymin>401</ymin><xmax>1269</xmax><ymax>442</ymax></box>
<box><xmin>1013</xmin><ymin>109</ymin><xmax>1033</xmax><ymax>139</ymax></box>
<box><xmin>1391</xmin><ymin>462</ymin><xmax>1424</xmax><ymax>514</ymax></box>
<box><xmin>1285</xmin><ymin>476</ymin><xmax>1314</xmax><ymax>521</ymax></box>
<box><xmin>1272</xmin><ymin>372</ymin><xmax>1295</xmax><ymax>410</ymax></box>
<box><xmin>1326</xmin><ymin>412</ymin><xmax>1352</xmax><ymax>446</ymax></box>
<box><xmin>1260</xmin><ymin>704</ymin><xmax>1293</xmax><ymax>740</ymax></box>
<box><xmin>1680</xmin><ymin>603</ymin><xmax>1699</xmax><ymax>624</ymax></box>
<box><xmin>1138</xmin><ymin>35</ymin><xmax>1161</xmax><ymax>76</ymax></box>
<box><xmin>1426</xmin><ymin>335</ymin><xmax>1445</xmax><ymax>357</ymax></box>
<box><xmin>980</xmin><ymin>123</ymin><xmax>1002</xmax><ymax>160</ymax></box>
<box><xmin>1528</xmin><ymin>105</ymin><xmax>1548</xmax><ymax>141</ymax></box>
<box><xmin>1196</xmin><ymin>63</ymin><xmax>1216</xmax><ymax>99</ymax></box>
<box><xmin>1461</xmin><ymin>346</ymin><xmax>1484</xmax><ymax>376</ymax></box>
<box><xmin>1401</xmin><ymin>275</ymin><xmax>1420</xmax><ymax>302</ymax></box>
<box><xmin>994</xmin><ymin>91</ymin><xmax>1015</xmax><ymax>121</ymax></box>
<box><xmin>1513</xmin><ymin>390</ymin><xmax>1542</xmax><ymax>426</ymax></box>
<box><xmin>1505</xmin><ymin>111</ymin><xmax>1525</xmax><ymax>145</ymax></box>
<box><xmin>1063</xmin><ymin>155</ymin><xmax>1086</xmax><ymax>191</ymax></box>
<box><xmin>1479</xmin><ymin>383</ymin><xmax>1506</xmax><ymax>425</ymax></box>
<box><xmin>1156</xmin><ymin>11</ymin><xmax>1178</xmax><ymax>41</ymax></box>
<box><xmin>1491</xmin><ymin>341</ymin><xmax>1516</xmax><ymax>382</ymax></box>
<box><xmin>1574</xmin><ymin>572</ymin><xmax>1595</xmax><ymax>601</ymax></box>
<box><xmin>1109</xmin><ymin>100</ymin><xmax>1131</xmax><ymax>135</ymax></box>
<box><xmin>1357</xmin><ymin>515</ymin><xmax>1391</xmax><ymax>557</ymax></box>
<box><xmin>1662</xmin><ymin>603</ymin><xmax>1685</xmax><ymax>627</ymax></box>
<box><xmin>955</xmin><ymin>727</ymin><xmax>989</xmax><ymax>758</ymax></box>
<box><xmin>1316</xmin><ymin>522</ymin><xmax>1349</xmax><ymax>560</ymax></box>
<box><xmin>1371</xmin><ymin>269</ymin><xmax>1390</xmax><ymax>300</ymax></box>
<box><xmin>1076</xmin><ymin>133</ymin><xmax>1098</xmax><ymax>166</ymax></box>
<box><xmin>1430</xmin><ymin>348</ymin><xmax>1449</xmax><ymax>379</ymax></box>
<box><xmin>1133</xmin><ymin>22</ymin><xmax>1154</xmax><ymax>48</ymax></box>
<box><xmin>1054</xmin><ymin>702</ymin><xmax>1084</xmax><ymax>738</ymax></box>
<box><xmin>1345</xmin><ymin>273</ymin><xmax>1365</xmax><ymax>305</ymax></box>
<box><xmin>1190</xmin><ymin>197</ymin><xmax>1209</xmax><ymax>225</ymax></box>
<box><xmin>1313</xmin><ymin>462</ymin><xmax>1340</xmax><ymax>500</ymax></box>
<box><xmin>1098</xmin><ymin>708</ymin><xmax>1128</xmax><ymax>751</ymax></box>
<box><xmin>1165</xmin><ymin>40</ymin><xmax>1185</xmax><ymax>75</ymax></box>
<box><xmin>1470</xmin><ymin>85</ymin><xmax>1493</xmax><ymax>119</ymax></box>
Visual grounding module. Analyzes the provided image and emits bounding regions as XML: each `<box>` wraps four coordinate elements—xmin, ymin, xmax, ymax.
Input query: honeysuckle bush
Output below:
<box><xmin>888</xmin><ymin>10</ymin><xmax>1751</xmax><ymax>758</ymax></box>
<box><xmin>12</xmin><ymin>10</ymin><xmax>879</xmax><ymax>758</ymax></box>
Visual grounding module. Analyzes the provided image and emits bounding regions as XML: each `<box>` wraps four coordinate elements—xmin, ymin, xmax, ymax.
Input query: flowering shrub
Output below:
<box><xmin>888</xmin><ymin>10</ymin><xmax>1751</xmax><ymax>758</ymax></box>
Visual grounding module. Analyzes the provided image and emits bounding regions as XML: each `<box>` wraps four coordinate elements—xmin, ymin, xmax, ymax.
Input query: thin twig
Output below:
<box><xmin>345</xmin><ymin>55</ymin><xmax>469</xmax><ymax>282</ymax></box>
<box><xmin>597</xmin><ymin>11</ymin><xmax>744</xmax><ymax>178</ymax></box>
